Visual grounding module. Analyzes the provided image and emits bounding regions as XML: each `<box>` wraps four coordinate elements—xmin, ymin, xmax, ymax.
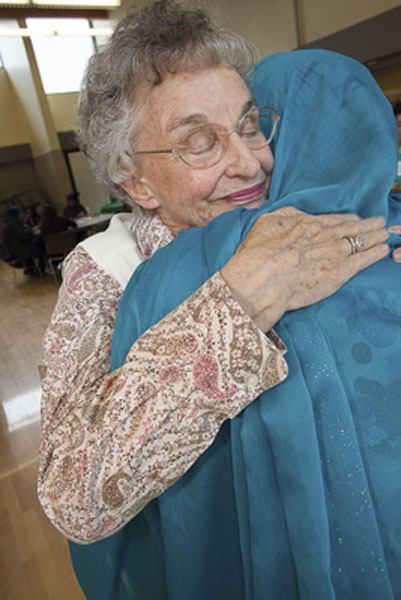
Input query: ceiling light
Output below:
<box><xmin>0</xmin><ymin>0</ymin><xmax>120</xmax><ymax>6</ymax></box>
<box><xmin>0</xmin><ymin>26</ymin><xmax>113</xmax><ymax>35</ymax></box>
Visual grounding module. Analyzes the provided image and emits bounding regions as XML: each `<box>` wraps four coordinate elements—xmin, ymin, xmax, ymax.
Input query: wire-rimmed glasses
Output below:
<box><xmin>131</xmin><ymin>105</ymin><xmax>280</xmax><ymax>169</ymax></box>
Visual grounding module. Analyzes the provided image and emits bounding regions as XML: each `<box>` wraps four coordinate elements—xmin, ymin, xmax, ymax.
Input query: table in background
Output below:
<box><xmin>75</xmin><ymin>214</ymin><xmax>112</xmax><ymax>239</ymax></box>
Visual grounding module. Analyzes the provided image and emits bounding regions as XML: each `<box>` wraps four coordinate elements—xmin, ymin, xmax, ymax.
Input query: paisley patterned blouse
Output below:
<box><xmin>37</xmin><ymin>211</ymin><xmax>288</xmax><ymax>543</ymax></box>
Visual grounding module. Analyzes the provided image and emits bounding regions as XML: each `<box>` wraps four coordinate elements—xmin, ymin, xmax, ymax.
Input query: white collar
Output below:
<box><xmin>79</xmin><ymin>213</ymin><xmax>142</xmax><ymax>288</ymax></box>
<box><xmin>78</xmin><ymin>210</ymin><xmax>173</xmax><ymax>289</ymax></box>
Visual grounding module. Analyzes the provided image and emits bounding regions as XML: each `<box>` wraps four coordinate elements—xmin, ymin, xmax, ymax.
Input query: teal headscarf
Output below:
<box><xmin>71</xmin><ymin>50</ymin><xmax>401</xmax><ymax>600</ymax></box>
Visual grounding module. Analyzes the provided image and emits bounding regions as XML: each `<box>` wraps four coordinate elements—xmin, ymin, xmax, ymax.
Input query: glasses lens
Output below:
<box><xmin>240</xmin><ymin>107</ymin><xmax>277</xmax><ymax>149</ymax></box>
<box><xmin>176</xmin><ymin>108</ymin><xmax>279</xmax><ymax>169</ymax></box>
<box><xmin>178</xmin><ymin>125</ymin><xmax>222</xmax><ymax>168</ymax></box>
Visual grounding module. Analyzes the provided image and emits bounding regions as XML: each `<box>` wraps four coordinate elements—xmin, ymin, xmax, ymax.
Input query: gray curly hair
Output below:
<box><xmin>77</xmin><ymin>0</ymin><xmax>256</xmax><ymax>200</ymax></box>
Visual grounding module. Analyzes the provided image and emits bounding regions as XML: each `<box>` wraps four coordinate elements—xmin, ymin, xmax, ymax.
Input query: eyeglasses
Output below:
<box><xmin>131</xmin><ymin>105</ymin><xmax>280</xmax><ymax>169</ymax></box>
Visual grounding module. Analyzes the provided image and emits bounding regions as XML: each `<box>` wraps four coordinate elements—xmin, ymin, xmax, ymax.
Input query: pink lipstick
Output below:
<box><xmin>223</xmin><ymin>182</ymin><xmax>265</xmax><ymax>204</ymax></box>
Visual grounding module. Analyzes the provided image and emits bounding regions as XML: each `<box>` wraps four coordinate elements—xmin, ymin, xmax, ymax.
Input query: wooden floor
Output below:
<box><xmin>0</xmin><ymin>262</ymin><xmax>85</xmax><ymax>600</ymax></box>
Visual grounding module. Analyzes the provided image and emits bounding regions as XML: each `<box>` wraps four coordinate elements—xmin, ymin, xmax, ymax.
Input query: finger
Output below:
<box><xmin>308</xmin><ymin>228</ymin><xmax>388</xmax><ymax>264</ymax></box>
<box><xmin>333</xmin><ymin>216</ymin><xmax>386</xmax><ymax>239</ymax></box>
<box><xmin>392</xmin><ymin>247</ymin><xmax>401</xmax><ymax>262</ymax></box>
<box><xmin>316</xmin><ymin>213</ymin><xmax>361</xmax><ymax>226</ymax></box>
<box><xmin>343</xmin><ymin>243</ymin><xmax>389</xmax><ymax>279</ymax></box>
<box><xmin>274</xmin><ymin>206</ymin><xmax>304</xmax><ymax>216</ymax></box>
<box><xmin>388</xmin><ymin>225</ymin><xmax>401</xmax><ymax>235</ymax></box>
<box><xmin>340</xmin><ymin>228</ymin><xmax>389</xmax><ymax>256</ymax></box>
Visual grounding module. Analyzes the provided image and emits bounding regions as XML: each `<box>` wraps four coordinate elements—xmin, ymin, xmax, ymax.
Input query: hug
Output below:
<box><xmin>38</xmin><ymin>2</ymin><xmax>401</xmax><ymax>598</ymax></box>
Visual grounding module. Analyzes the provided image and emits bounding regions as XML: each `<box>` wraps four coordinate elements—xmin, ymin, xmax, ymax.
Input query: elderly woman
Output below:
<box><xmin>38</xmin><ymin>2</ymin><xmax>400</xmax><ymax>598</ymax></box>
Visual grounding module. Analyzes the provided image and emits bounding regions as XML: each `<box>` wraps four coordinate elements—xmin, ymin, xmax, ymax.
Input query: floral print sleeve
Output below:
<box><xmin>38</xmin><ymin>245</ymin><xmax>288</xmax><ymax>544</ymax></box>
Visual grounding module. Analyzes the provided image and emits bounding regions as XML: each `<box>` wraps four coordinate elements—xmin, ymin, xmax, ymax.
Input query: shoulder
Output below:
<box><xmin>79</xmin><ymin>213</ymin><xmax>144</xmax><ymax>288</ymax></box>
<box><xmin>43</xmin><ymin>246</ymin><xmax>120</xmax><ymax>358</ymax></box>
<box><xmin>62</xmin><ymin>245</ymin><xmax>121</xmax><ymax>307</ymax></box>
<box><xmin>41</xmin><ymin>244</ymin><xmax>121</xmax><ymax>384</ymax></box>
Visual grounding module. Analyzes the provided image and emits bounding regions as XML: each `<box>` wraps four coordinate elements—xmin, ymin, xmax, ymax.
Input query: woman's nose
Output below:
<box><xmin>223</xmin><ymin>131</ymin><xmax>262</xmax><ymax>178</ymax></box>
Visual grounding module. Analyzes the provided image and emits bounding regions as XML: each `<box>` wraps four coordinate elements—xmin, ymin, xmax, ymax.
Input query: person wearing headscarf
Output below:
<box><xmin>101</xmin><ymin>50</ymin><xmax>401</xmax><ymax>599</ymax></box>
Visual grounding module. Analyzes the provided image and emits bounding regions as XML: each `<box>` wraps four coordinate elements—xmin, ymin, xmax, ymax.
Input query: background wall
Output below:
<box><xmin>204</xmin><ymin>0</ymin><xmax>298</xmax><ymax>58</ymax></box>
<box><xmin>0</xmin><ymin>20</ymin><xmax>73</xmax><ymax>210</ymax></box>
<box><xmin>0</xmin><ymin>70</ymin><xmax>30</xmax><ymax>148</ymax></box>
<box><xmin>299</xmin><ymin>0</ymin><xmax>401</xmax><ymax>43</ymax></box>
<box><xmin>0</xmin><ymin>70</ymin><xmax>42</xmax><ymax>208</ymax></box>
<box><xmin>47</xmin><ymin>92</ymin><xmax>78</xmax><ymax>133</ymax></box>
<box><xmin>115</xmin><ymin>0</ymin><xmax>298</xmax><ymax>57</ymax></box>
<box><xmin>68</xmin><ymin>150</ymin><xmax>110</xmax><ymax>213</ymax></box>
<box><xmin>376</xmin><ymin>70</ymin><xmax>401</xmax><ymax>102</ymax></box>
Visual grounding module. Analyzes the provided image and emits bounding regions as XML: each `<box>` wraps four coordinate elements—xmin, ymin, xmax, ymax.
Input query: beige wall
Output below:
<box><xmin>117</xmin><ymin>0</ymin><xmax>298</xmax><ymax>57</ymax></box>
<box><xmin>203</xmin><ymin>0</ymin><xmax>297</xmax><ymax>58</ymax></box>
<box><xmin>0</xmin><ymin>161</ymin><xmax>42</xmax><ymax>204</ymax></box>
<box><xmin>68</xmin><ymin>151</ymin><xmax>110</xmax><ymax>213</ymax></box>
<box><xmin>0</xmin><ymin>72</ymin><xmax>78</xmax><ymax>140</ymax></box>
<box><xmin>47</xmin><ymin>92</ymin><xmax>79</xmax><ymax>133</ymax></box>
<box><xmin>376</xmin><ymin>69</ymin><xmax>401</xmax><ymax>102</ymax></box>
<box><xmin>299</xmin><ymin>0</ymin><xmax>401</xmax><ymax>44</ymax></box>
<box><xmin>0</xmin><ymin>20</ymin><xmax>59</xmax><ymax>157</ymax></box>
<box><xmin>115</xmin><ymin>0</ymin><xmax>401</xmax><ymax>56</ymax></box>
<box><xmin>0</xmin><ymin>70</ymin><xmax>31</xmax><ymax>148</ymax></box>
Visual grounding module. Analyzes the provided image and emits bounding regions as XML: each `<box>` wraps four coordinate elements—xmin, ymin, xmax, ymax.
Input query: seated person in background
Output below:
<box><xmin>3</xmin><ymin>206</ymin><xmax>45</xmax><ymax>274</ymax></box>
<box><xmin>23</xmin><ymin>202</ymin><xmax>44</xmax><ymax>233</ymax></box>
<box><xmin>63</xmin><ymin>192</ymin><xmax>87</xmax><ymax>219</ymax></box>
<box><xmin>393</xmin><ymin>101</ymin><xmax>401</xmax><ymax>193</ymax></box>
<box><xmin>40</xmin><ymin>206</ymin><xmax>77</xmax><ymax>238</ymax></box>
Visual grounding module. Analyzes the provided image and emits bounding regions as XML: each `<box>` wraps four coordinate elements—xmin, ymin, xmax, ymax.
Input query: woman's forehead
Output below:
<box><xmin>139</xmin><ymin>66</ymin><xmax>252</xmax><ymax>135</ymax></box>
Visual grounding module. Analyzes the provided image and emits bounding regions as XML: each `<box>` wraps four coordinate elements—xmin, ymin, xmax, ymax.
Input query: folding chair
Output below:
<box><xmin>44</xmin><ymin>229</ymin><xmax>78</xmax><ymax>283</ymax></box>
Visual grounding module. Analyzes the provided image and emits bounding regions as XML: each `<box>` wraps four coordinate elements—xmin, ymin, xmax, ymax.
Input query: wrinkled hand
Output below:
<box><xmin>221</xmin><ymin>207</ymin><xmax>389</xmax><ymax>332</ymax></box>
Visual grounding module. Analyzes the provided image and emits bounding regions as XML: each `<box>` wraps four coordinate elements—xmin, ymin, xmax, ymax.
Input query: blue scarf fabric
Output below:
<box><xmin>71</xmin><ymin>50</ymin><xmax>401</xmax><ymax>599</ymax></box>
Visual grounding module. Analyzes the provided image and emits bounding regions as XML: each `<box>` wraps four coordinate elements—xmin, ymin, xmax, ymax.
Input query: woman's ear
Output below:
<box><xmin>122</xmin><ymin>175</ymin><xmax>161</xmax><ymax>210</ymax></box>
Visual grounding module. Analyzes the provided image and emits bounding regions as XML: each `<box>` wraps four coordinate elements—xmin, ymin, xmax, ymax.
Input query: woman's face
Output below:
<box><xmin>124</xmin><ymin>66</ymin><xmax>274</xmax><ymax>235</ymax></box>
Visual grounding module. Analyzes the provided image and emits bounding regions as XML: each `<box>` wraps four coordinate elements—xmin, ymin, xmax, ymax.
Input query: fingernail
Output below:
<box><xmin>379</xmin><ymin>244</ymin><xmax>390</xmax><ymax>256</ymax></box>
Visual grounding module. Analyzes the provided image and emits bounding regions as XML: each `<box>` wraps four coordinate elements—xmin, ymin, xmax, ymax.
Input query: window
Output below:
<box><xmin>26</xmin><ymin>18</ymin><xmax>95</xmax><ymax>94</ymax></box>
